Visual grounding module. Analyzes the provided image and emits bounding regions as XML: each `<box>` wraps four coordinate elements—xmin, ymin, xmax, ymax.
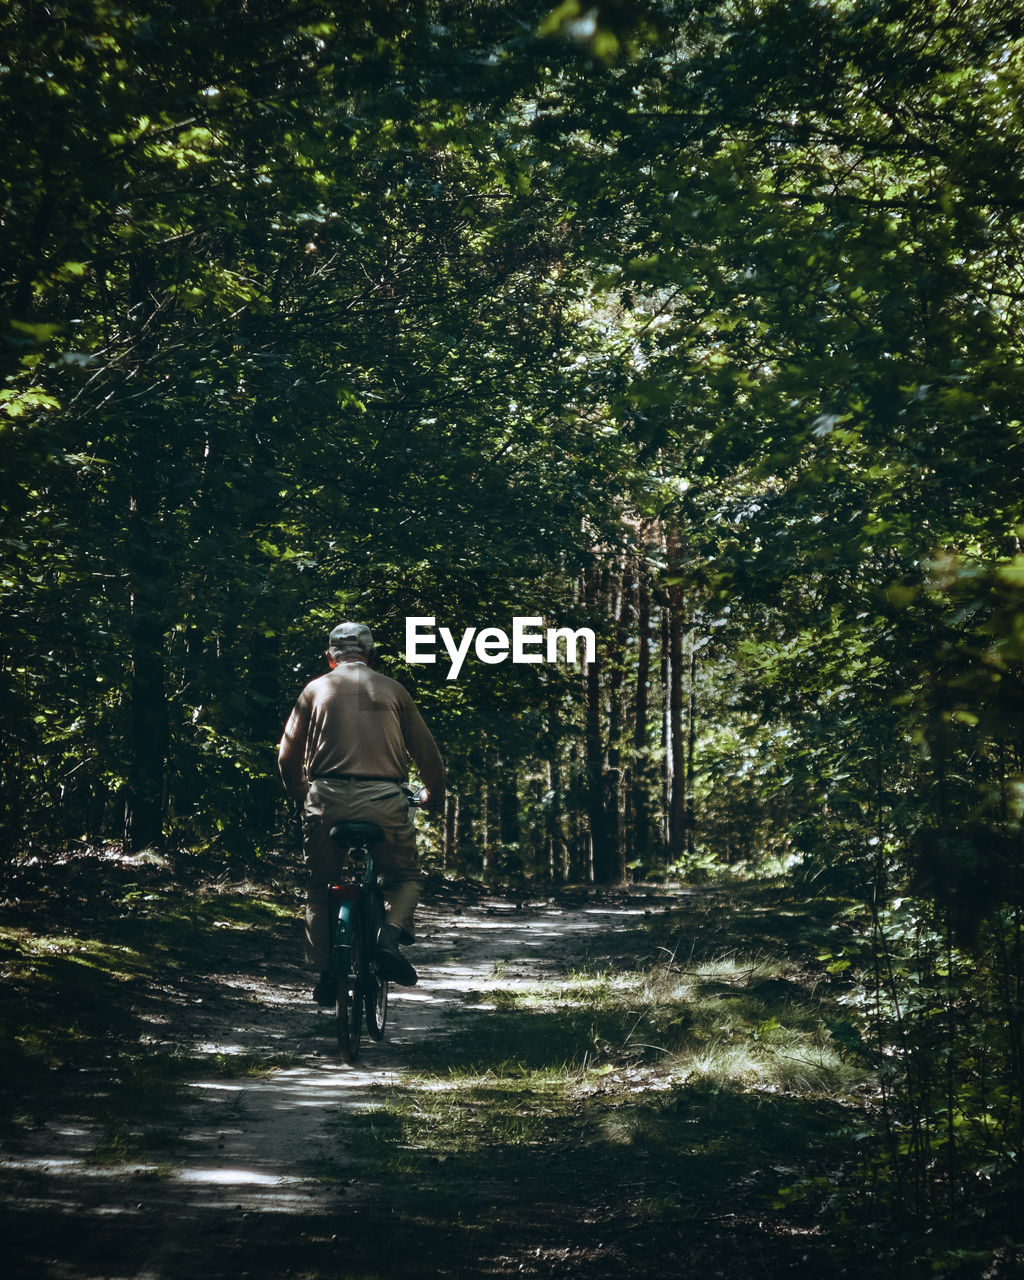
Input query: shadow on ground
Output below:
<box><xmin>1</xmin><ymin>864</ymin><xmax>856</xmax><ymax>1279</ymax></box>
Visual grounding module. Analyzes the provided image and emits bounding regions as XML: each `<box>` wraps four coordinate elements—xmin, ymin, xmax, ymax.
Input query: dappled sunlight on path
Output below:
<box><xmin>1</xmin><ymin>891</ymin><xmax>671</xmax><ymax>1277</ymax></box>
<box><xmin>146</xmin><ymin>898</ymin><xmax>661</xmax><ymax>1199</ymax></box>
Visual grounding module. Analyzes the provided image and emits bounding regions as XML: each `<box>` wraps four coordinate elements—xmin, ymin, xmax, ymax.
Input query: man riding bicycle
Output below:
<box><xmin>278</xmin><ymin>621</ymin><xmax>445</xmax><ymax>998</ymax></box>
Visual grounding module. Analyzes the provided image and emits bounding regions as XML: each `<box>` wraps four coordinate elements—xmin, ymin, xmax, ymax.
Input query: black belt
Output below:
<box><xmin>314</xmin><ymin>773</ymin><xmax>403</xmax><ymax>784</ymax></box>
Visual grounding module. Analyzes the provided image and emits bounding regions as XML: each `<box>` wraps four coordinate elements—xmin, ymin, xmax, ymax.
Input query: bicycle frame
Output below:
<box><xmin>327</xmin><ymin>839</ymin><xmax>389</xmax><ymax>1062</ymax></box>
<box><xmin>324</xmin><ymin>791</ymin><xmax>420</xmax><ymax>1062</ymax></box>
<box><xmin>329</xmin><ymin>848</ymin><xmax>377</xmax><ymax>961</ymax></box>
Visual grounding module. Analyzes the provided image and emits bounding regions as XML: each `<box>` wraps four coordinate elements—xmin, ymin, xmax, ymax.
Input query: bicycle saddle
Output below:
<box><xmin>329</xmin><ymin>821</ymin><xmax>384</xmax><ymax>846</ymax></box>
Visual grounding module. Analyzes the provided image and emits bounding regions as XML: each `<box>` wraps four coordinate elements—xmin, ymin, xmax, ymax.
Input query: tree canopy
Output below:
<box><xmin>4</xmin><ymin>0</ymin><xmax>1024</xmax><ymax>1260</ymax></box>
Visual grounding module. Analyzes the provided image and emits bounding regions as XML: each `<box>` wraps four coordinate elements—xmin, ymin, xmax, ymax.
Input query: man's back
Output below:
<box><xmin>285</xmin><ymin>663</ymin><xmax>443</xmax><ymax>791</ymax></box>
<box><xmin>279</xmin><ymin>622</ymin><xmax>444</xmax><ymax>992</ymax></box>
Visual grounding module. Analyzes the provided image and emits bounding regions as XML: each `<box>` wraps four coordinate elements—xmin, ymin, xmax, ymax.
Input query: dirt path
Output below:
<box><xmin>2</xmin><ymin>888</ymin><xmax>665</xmax><ymax>1279</ymax></box>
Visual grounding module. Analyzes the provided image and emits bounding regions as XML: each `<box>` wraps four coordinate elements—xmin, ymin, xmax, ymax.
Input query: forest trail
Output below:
<box><xmin>5</xmin><ymin>878</ymin><xmax>721</xmax><ymax>1279</ymax></box>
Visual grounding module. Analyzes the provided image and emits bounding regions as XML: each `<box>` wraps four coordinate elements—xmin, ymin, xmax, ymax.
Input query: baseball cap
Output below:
<box><xmin>328</xmin><ymin>621</ymin><xmax>374</xmax><ymax>654</ymax></box>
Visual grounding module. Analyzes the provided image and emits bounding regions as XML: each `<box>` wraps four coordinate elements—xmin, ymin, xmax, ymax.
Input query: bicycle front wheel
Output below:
<box><xmin>336</xmin><ymin>908</ymin><xmax>364</xmax><ymax>1064</ymax></box>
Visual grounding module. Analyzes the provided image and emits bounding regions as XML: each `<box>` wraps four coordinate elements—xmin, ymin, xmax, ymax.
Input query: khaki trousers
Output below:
<box><xmin>302</xmin><ymin>777</ymin><xmax>421</xmax><ymax>972</ymax></box>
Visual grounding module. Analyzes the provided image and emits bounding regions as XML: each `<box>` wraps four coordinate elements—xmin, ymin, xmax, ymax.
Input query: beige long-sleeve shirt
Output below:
<box><xmin>277</xmin><ymin>662</ymin><xmax>445</xmax><ymax>804</ymax></box>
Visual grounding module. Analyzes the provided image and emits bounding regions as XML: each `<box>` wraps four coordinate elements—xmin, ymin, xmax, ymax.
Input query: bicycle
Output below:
<box><xmin>324</xmin><ymin>790</ymin><xmax>421</xmax><ymax>1064</ymax></box>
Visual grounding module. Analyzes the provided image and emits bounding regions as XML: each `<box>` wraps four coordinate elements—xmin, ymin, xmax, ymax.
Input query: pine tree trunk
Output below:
<box><xmin>122</xmin><ymin>467</ymin><xmax>168</xmax><ymax>852</ymax></box>
<box><xmin>460</xmin><ymin>788</ymin><xmax>478</xmax><ymax>878</ymax></box>
<box><xmin>660</xmin><ymin>605</ymin><xmax>671</xmax><ymax>850</ymax></box>
<box><xmin>685</xmin><ymin>632</ymin><xmax>698</xmax><ymax>859</ymax></box>
<box><xmin>481</xmin><ymin>774</ymin><xmax>493</xmax><ymax>882</ymax></box>
<box><xmin>123</xmin><ymin>608</ymin><xmax>168</xmax><ymax>852</ymax></box>
<box><xmin>667</xmin><ymin>596</ymin><xmax>686</xmax><ymax>859</ymax></box>
<box><xmin>248</xmin><ymin>632</ymin><xmax>281</xmax><ymax>835</ymax></box>
<box><xmin>632</xmin><ymin>562</ymin><xmax>652</xmax><ymax>867</ymax></box>
<box><xmin>546</xmin><ymin>705</ymin><xmax>568</xmax><ymax>883</ymax></box>
<box><xmin>603</xmin><ymin>564</ymin><xmax>627</xmax><ymax>881</ymax></box>
<box><xmin>122</xmin><ymin>255</ymin><xmax>169</xmax><ymax>853</ymax></box>
<box><xmin>566</xmin><ymin>740</ymin><xmax>588</xmax><ymax>883</ymax></box>
<box><xmin>499</xmin><ymin>769</ymin><xmax>520</xmax><ymax>879</ymax></box>
<box><xmin>444</xmin><ymin>791</ymin><xmax>457</xmax><ymax>873</ymax></box>
<box><xmin>584</xmin><ymin>567</ymin><xmax>617</xmax><ymax>882</ymax></box>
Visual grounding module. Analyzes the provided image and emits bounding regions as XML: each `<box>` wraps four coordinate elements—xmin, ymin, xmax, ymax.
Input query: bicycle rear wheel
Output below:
<box><xmin>336</xmin><ymin>907</ymin><xmax>364</xmax><ymax>1064</ymax></box>
<box><xmin>365</xmin><ymin>948</ymin><xmax>388</xmax><ymax>1040</ymax></box>
<box><xmin>364</xmin><ymin>889</ymin><xmax>388</xmax><ymax>1039</ymax></box>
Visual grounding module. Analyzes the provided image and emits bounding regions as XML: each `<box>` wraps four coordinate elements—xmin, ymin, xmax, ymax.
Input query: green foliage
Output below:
<box><xmin>0</xmin><ymin>0</ymin><xmax>631</xmax><ymax>853</ymax></box>
<box><xmin>4</xmin><ymin>0</ymin><xmax>1024</xmax><ymax>1254</ymax></box>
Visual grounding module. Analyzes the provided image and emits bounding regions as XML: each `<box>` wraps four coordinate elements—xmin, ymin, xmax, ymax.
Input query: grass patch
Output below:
<box><xmin>89</xmin><ymin>1124</ymin><xmax>184</xmax><ymax>1167</ymax></box>
<box><xmin>327</xmin><ymin>894</ymin><xmax>868</xmax><ymax>1273</ymax></box>
<box><xmin>405</xmin><ymin>956</ymin><xmax>862</xmax><ymax>1100</ymax></box>
<box><xmin>0</xmin><ymin>924</ymin><xmax>155</xmax><ymax>985</ymax></box>
<box><xmin>205</xmin><ymin>1050</ymin><xmax>302</xmax><ymax>1077</ymax></box>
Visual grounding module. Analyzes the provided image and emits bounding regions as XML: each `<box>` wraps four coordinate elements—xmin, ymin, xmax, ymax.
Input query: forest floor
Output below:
<box><xmin>0</xmin><ymin>848</ymin><xmax>875</xmax><ymax>1279</ymax></box>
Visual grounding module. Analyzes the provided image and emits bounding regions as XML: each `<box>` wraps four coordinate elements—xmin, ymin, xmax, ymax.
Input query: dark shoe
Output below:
<box><xmin>312</xmin><ymin>972</ymin><xmax>335</xmax><ymax>1006</ymax></box>
<box><xmin>376</xmin><ymin>944</ymin><xmax>418</xmax><ymax>987</ymax></box>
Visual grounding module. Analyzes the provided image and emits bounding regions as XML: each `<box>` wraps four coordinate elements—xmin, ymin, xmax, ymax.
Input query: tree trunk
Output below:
<box><xmin>660</xmin><ymin>604</ymin><xmax>671</xmax><ymax>850</ymax></box>
<box><xmin>444</xmin><ymin>790</ymin><xmax>458</xmax><ymax>873</ymax></box>
<box><xmin>566</xmin><ymin>740</ymin><xmax>588</xmax><ymax>883</ymax></box>
<box><xmin>122</xmin><ymin>254</ymin><xmax>169</xmax><ymax>852</ymax></box>
<box><xmin>247</xmin><ymin>631</ymin><xmax>282</xmax><ymax>836</ymax></box>
<box><xmin>123</xmin><ymin>608</ymin><xmax>168</xmax><ymax>852</ymax></box>
<box><xmin>460</xmin><ymin>787</ymin><xmax>479</xmax><ymax>878</ymax></box>
<box><xmin>499</xmin><ymin>767</ymin><xmax>521</xmax><ymax>879</ymax></box>
<box><xmin>482</xmin><ymin>769</ymin><xmax>496</xmax><ymax>882</ymax></box>
<box><xmin>631</xmin><ymin>561</ymin><xmax>652</xmax><ymax>867</ymax></box>
<box><xmin>584</xmin><ymin>568</ymin><xmax>617</xmax><ymax>882</ymax></box>
<box><xmin>666</xmin><ymin>594</ymin><xmax>686</xmax><ymax>860</ymax></box>
<box><xmin>685</xmin><ymin>630</ymin><xmax>698</xmax><ymax>859</ymax></box>
<box><xmin>122</xmin><ymin>467</ymin><xmax>168</xmax><ymax>852</ymax></box>
<box><xmin>603</xmin><ymin>564</ymin><xmax>627</xmax><ymax>881</ymax></box>
<box><xmin>546</xmin><ymin>704</ymin><xmax>569</xmax><ymax>883</ymax></box>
